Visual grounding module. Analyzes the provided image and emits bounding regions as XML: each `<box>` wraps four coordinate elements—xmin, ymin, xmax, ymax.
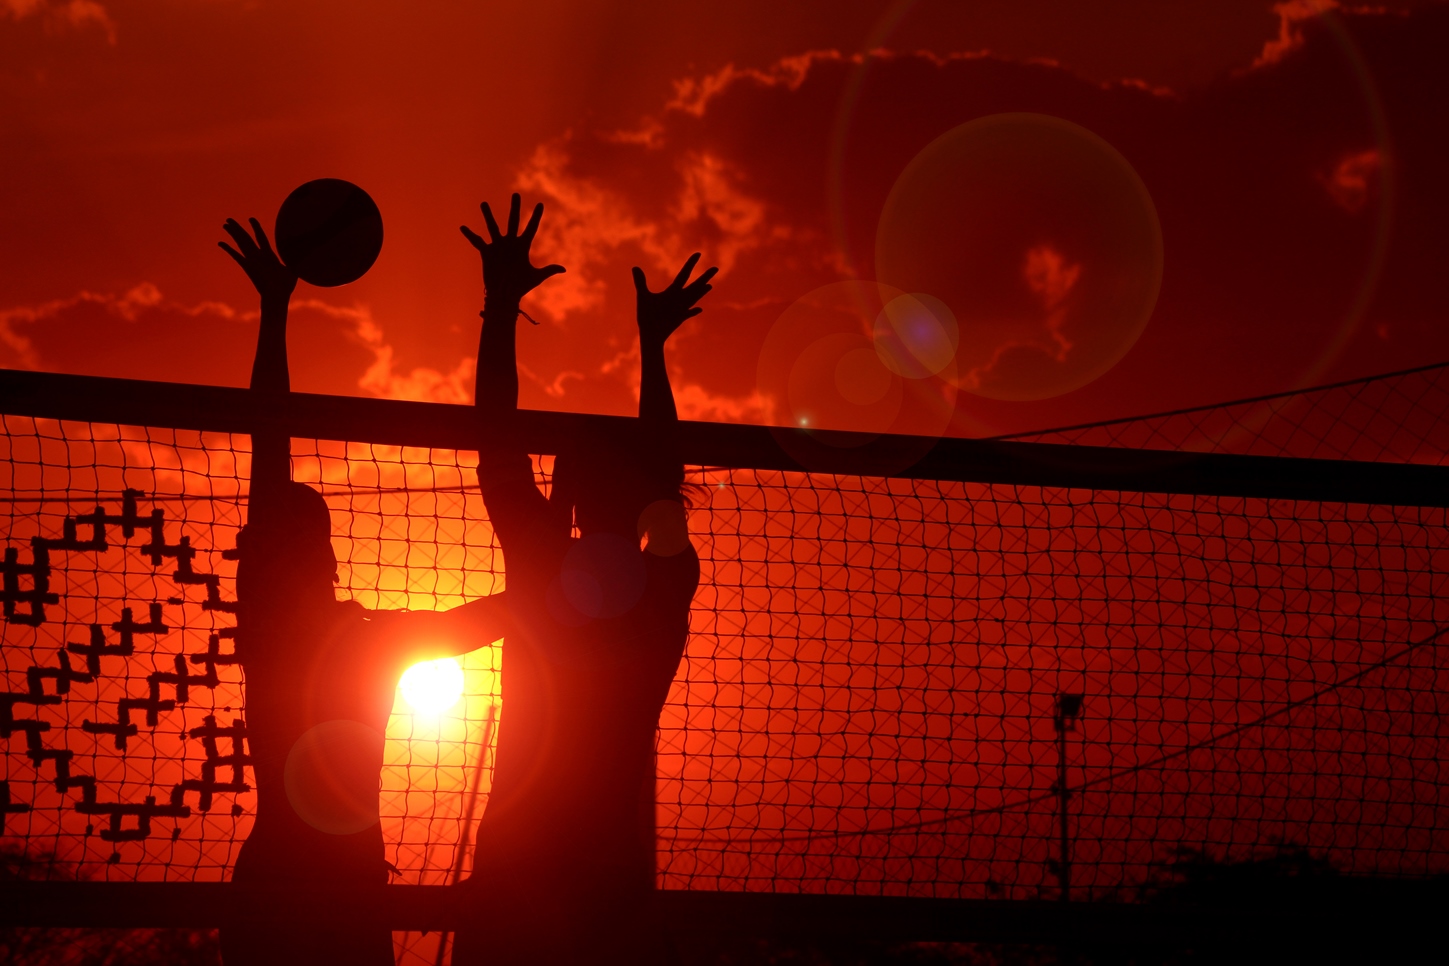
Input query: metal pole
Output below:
<box><xmin>1052</xmin><ymin>694</ymin><xmax>1083</xmax><ymax>904</ymax></box>
<box><xmin>434</xmin><ymin>702</ymin><xmax>498</xmax><ymax>966</ymax></box>
<box><xmin>1055</xmin><ymin>719</ymin><xmax>1070</xmax><ymax>902</ymax></box>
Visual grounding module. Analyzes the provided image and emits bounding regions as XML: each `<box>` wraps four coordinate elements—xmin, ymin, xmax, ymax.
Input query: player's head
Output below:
<box><xmin>236</xmin><ymin>482</ymin><xmax>338</xmax><ymax>602</ymax></box>
<box><xmin>552</xmin><ymin>429</ymin><xmax>684</xmax><ymax>539</ymax></box>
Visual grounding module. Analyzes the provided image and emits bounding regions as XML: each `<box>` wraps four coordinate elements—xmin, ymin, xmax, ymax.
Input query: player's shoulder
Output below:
<box><xmin>331</xmin><ymin>597</ymin><xmax>372</xmax><ymax>628</ymax></box>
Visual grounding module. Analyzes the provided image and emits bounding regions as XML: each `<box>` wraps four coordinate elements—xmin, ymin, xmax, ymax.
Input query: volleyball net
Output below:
<box><xmin>2</xmin><ymin>368</ymin><xmax>1448</xmax><ymax>920</ymax></box>
<box><xmin>999</xmin><ymin>359</ymin><xmax>1449</xmax><ymax>464</ymax></box>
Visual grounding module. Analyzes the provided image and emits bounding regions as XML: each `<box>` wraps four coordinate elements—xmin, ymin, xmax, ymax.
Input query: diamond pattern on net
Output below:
<box><xmin>0</xmin><ymin>489</ymin><xmax>246</xmax><ymax>845</ymax></box>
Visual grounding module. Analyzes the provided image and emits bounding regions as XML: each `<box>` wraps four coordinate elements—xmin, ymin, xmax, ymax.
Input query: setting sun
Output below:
<box><xmin>399</xmin><ymin>658</ymin><xmax>466</xmax><ymax>716</ymax></box>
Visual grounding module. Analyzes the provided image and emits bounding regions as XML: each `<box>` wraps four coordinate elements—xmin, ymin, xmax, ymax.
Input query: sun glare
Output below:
<box><xmin>400</xmin><ymin>658</ymin><xmax>466</xmax><ymax>716</ymax></box>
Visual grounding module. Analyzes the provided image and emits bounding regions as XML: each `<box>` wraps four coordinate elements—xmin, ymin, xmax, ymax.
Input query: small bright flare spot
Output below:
<box><xmin>400</xmin><ymin>658</ymin><xmax>465</xmax><ymax>716</ymax></box>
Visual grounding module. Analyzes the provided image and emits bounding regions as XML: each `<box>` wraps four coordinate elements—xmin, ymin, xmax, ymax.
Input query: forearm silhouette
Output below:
<box><xmin>220</xmin><ymin>218</ymin><xmax>297</xmax><ymax>508</ymax></box>
<box><xmin>362</xmin><ymin>593</ymin><xmax>511</xmax><ymax>665</ymax></box>
<box><xmin>462</xmin><ymin>193</ymin><xmax>565</xmax><ymax>416</ymax></box>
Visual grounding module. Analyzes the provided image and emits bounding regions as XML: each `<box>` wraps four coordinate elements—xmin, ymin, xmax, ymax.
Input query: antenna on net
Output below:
<box><xmin>1052</xmin><ymin>693</ymin><xmax>1085</xmax><ymax>903</ymax></box>
<box><xmin>433</xmin><ymin>701</ymin><xmax>498</xmax><ymax>966</ymax></box>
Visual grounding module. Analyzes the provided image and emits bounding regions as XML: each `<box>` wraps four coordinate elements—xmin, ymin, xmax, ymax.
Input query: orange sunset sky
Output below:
<box><xmin>3</xmin><ymin>0</ymin><xmax>1448</xmax><ymax>438</ymax></box>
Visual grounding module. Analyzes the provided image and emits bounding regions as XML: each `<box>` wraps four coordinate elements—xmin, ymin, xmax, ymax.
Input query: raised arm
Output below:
<box><xmin>460</xmin><ymin>194</ymin><xmax>565</xmax><ymax>417</ymax></box>
<box><xmin>632</xmin><ymin>254</ymin><xmax>717</xmax><ymax>425</ymax></box>
<box><xmin>461</xmin><ymin>195</ymin><xmax>567</xmax><ymax>532</ymax></box>
<box><xmin>219</xmin><ymin>217</ymin><xmax>299</xmax><ymax>502</ymax></box>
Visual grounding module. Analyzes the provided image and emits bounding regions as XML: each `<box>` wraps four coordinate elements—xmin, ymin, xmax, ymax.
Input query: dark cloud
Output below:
<box><xmin>515</xmin><ymin>6</ymin><xmax>1449</xmax><ymax>435</ymax></box>
<box><xmin>5</xmin><ymin>5</ymin><xmax>1444</xmax><ymax>433</ymax></box>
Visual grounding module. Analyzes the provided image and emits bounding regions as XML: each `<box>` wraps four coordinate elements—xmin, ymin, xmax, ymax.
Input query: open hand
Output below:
<box><xmin>633</xmin><ymin>253</ymin><xmax>718</xmax><ymax>349</ymax></box>
<box><xmin>460</xmin><ymin>193</ymin><xmax>565</xmax><ymax>306</ymax></box>
<box><xmin>219</xmin><ymin>218</ymin><xmax>297</xmax><ymax>305</ymax></box>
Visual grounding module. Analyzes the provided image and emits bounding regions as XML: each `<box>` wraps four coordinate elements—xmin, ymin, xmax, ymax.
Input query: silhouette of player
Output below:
<box><xmin>216</xmin><ymin>217</ymin><xmax>511</xmax><ymax>966</ymax></box>
<box><xmin>452</xmin><ymin>194</ymin><xmax>713</xmax><ymax>966</ymax></box>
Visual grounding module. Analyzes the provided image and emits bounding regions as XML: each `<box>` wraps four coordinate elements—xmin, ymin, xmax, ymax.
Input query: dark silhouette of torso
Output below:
<box><xmin>450</xmin><ymin>194</ymin><xmax>713</xmax><ymax>966</ymax></box>
<box><xmin>456</xmin><ymin>446</ymin><xmax>698</xmax><ymax>966</ymax></box>
<box><xmin>215</xmin><ymin>212</ymin><xmax>507</xmax><ymax>966</ymax></box>
<box><xmin>225</xmin><ymin>474</ymin><xmax>505</xmax><ymax>966</ymax></box>
<box><xmin>479</xmin><ymin>449</ymin><xmax>698</xmax><ymax>865</ymax></box>
<box><xmin>223</xmin><ymin>482</ymin><xmax>401</xmax><ymax>966</ymax></box>
<box><xmin>236</xmin><ymin>595</ymin><xmax>398</xmax><ymax>876</ymax></box>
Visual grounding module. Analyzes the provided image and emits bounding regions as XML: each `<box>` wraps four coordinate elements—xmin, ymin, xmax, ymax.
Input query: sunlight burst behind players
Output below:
<box><xmin>400</xmin><ymin>657</ymin><xmax>466</xmax><ymax>716</ymax></box>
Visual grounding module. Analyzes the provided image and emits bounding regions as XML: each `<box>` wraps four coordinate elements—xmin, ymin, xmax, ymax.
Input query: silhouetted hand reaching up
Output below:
<box><xmin>632</xmin><ymin>253</ymin><xmax>718</xmax><ymax>351</ymax></box>
<box><xmin>220</xmin><ymin>217</ymin><xmax>298</xmax><ymax>397</ymax></box>
<box><xmin>219</xmin><ymin>218</ymin><xmax>297</xmax><ymax>307</ymax></box>
<box><xmin>460</xmin><ymin>193</ymin><xmax>565</xmax><ymax>307</ymax></box>
<box><xmin>634</xmin><ymin>253</ymin><xmax>718</xmax><ymax>425</ymax></box>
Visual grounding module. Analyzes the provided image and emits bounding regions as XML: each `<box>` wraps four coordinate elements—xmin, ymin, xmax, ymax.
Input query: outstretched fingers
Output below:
<box><xmin>217</xmin><ymin>241</ymin><xmax>247</xmax><ymax>267</ymax></box>
<box><xmin>221</xmin><ymin>219</ymin><xmax>259</xmax><ymax>257</ymax></box>
<box><xmin>460</xmin><ymin>224</ymin><xmax>487</xmax><ymax>251</ymax></box>
<box><xmin>520</xmin><ymin>202</ymin><xmax>545</xmax><ymax>244</ymax></box>
<box><xmin>506</xmin><ymin>193</ymin><xmax>521</xmax><ymax>236</ymax></box>
<box><xmin>479</xmin><ymin>202</ymin><xmax>502</xmax><ymax>242</ymax></box>
<box><xmin>466</xmin><ymin>196</ymin><xmax>566</xmax><ymax>299</ymax></box>
<box><xmin>219</xmin><ymin>214</ymin><xmax>296</xmax><ymax>302</ymax></box>
<box><xmin>686</xmin><ymin>266</ymin><xmax>719</xmax><ymax>294</ymax></box>
<box><xmin>682</xmin><ymin>266</ymin><xmax>718</xmax><ymax>309</ymax></box>
<box><xmin>248</xmin><ymin>218</ymin><xmax>277</xmax><ymax>255</ymax></box>
<box><xmin>631</xmin><ymin>266</ymin><xmax>651</xmax><ymax>296</ymax></box>
<box><xmin>671</xmin><ymin>252</ymin><xmax>702</xmax><ymax>289</ymax></box>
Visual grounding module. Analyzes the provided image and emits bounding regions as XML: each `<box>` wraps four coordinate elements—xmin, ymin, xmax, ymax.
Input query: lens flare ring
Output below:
<box><xmin>876</xmin><ymin>112</ymin><xmax>1163</xmax><ymax>402</ymax></box>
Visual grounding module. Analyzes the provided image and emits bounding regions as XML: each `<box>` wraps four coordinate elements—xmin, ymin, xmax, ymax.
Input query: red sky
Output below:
<box><xmin>5</xmin><ymin>1</ymin><xmax>1449</xmax><ymax>908</ymax></box>
<box><xmin>2</xmin><ymin>0</ymin><xmax>1448</xmax><ymax>438</ymax></box>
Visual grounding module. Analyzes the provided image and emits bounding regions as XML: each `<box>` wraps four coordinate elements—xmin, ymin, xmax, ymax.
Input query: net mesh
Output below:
<box><xmin>660</xmin><ymin>471</ymin><xmax>1449</xmax><ymax>898</ymax></box>
<box><xmin>2</xmin><ymin>385</ymin><xmax>1448</xmax><ymax>915</ymax></box>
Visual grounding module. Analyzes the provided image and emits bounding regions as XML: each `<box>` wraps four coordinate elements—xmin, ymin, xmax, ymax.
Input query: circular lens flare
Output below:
<box><xmin>874</xmin><ymin>293</ymin><xmax>959</xmax><ymax>378</ymax></box>
<box><xmin>836</xmin><ymin>346</ymin><xmax>894</xmax><ymax>404</ymax></box>
<box><xmin>788</xmin><ymin>332</ymin><xmax>903</xmax><ymax>435</ymax></box>
<box><xmin>760</xmin><ymin>281</ymin><xmax>960</xmax><ymax>438</ymax></box>
<box><xmin>876</xmin><ymin>113</ymin><xmax>1162</xmax><ymax>401</ymax></box>
<box><xmin>400</xmin><ymin>658</ymin><xmax>466</xmax><ymax>716</ymax></box>
<box><xmin>757</xmin><ymin>280</ymin><xmax>958</xmax><ymax>473</ymax></box>
<box><xmin>284</xmin><ymin>719</ymin><xmax>384</xmax><ymax>835</ymax></box>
